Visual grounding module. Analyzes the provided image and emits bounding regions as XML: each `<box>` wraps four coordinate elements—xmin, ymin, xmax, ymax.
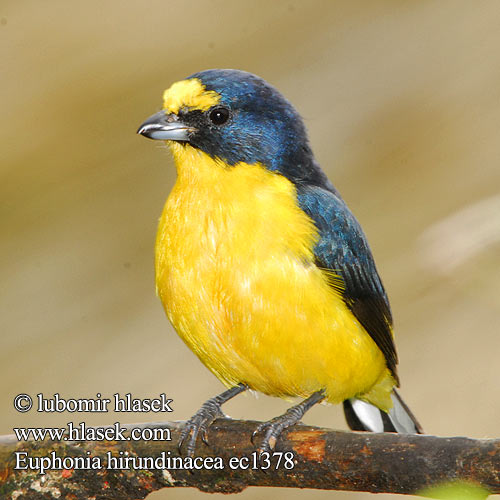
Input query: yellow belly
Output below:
<box><xmin>156</xmin><ymin>144</ymin><xmax>392</xmax><ymax>406</ymax></box>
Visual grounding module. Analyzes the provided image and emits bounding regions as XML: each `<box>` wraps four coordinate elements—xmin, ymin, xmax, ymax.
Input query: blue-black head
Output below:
<box><xmin>138</xmin><ymin>69</ymin><xmax>330</xmax><ymax>188</ymax></box>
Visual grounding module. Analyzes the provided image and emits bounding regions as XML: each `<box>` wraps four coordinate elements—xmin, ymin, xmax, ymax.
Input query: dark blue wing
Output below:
<box><xmin>297</xmin><ymin>184</ymin><xmax>399</xmax><ymax>382</ymax></box>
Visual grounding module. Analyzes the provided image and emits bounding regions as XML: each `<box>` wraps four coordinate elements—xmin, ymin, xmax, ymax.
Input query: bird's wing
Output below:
<box><xmin>297</xmin><ymin>184</ymin><xmax>399</xmax><ymax>382</ymax></box>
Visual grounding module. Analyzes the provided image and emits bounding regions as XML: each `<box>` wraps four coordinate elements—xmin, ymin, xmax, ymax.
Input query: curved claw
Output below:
<box><xmin>178</xmin><ymin>429</ymin><xmax>187</xmax><ymax>454</ymax></box>
<box><xmin>250</xmin><ymin>423</ymin><xmax>265</xmax><ymax>445</ymax></box>
<box><xmin>201</xmin><ymin>427</ymin><xmax>211</xmax><ymax>446</ymax></box>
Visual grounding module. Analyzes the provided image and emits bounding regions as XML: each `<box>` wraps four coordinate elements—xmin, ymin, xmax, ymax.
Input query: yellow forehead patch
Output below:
<box><xmin>162</xmin><ymin>78</ymin><xmax>221</xmax><ymax>114</ymax></box>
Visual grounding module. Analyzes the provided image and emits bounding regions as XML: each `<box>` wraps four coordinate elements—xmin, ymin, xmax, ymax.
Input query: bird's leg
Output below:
<box><xmin>179</xmin><ymin>383</ymin><xmax>247</xmax><ymax>456</ymax></box>
<box><xmin>252</xmin><ymin>390</ymin><xmax>325</xmax><ymax>453</ymax></box>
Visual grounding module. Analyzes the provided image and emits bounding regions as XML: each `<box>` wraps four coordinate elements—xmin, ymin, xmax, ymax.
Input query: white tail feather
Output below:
<box><xmin>343</xmin><ymin>390</ymin><xmax>422</xmax><ymax>434</ymax></box>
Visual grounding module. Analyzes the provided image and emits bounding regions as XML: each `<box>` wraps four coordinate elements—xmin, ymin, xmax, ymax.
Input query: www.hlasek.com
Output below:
<box><xmin>14</xmin><ymin>421</ymin><xmax>171</xmax><ymax>442</ymax></box>
<box><xmin>13</xmin><ymin>392</ymin><xmax>297</xmax><ymax>475</ymax></box>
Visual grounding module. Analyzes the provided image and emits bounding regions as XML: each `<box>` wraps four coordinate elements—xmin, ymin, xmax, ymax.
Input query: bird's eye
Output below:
<box><xmin>208</xmin><ymin>106</ymin><xmax>230</xmax><ymax>125</ymax></box>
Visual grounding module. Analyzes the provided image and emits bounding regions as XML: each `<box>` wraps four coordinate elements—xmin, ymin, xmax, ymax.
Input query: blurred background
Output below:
<box><xmin>2</xmin><ymin>1</ymin><xmax>499</xmax><ymax>499</ymax></box>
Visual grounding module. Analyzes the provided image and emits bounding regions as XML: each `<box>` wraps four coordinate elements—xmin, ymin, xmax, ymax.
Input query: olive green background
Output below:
<box><xmin>2</xmin><ymin>1</ymin><xmax>499</xmax><ymax>499</ymax></box>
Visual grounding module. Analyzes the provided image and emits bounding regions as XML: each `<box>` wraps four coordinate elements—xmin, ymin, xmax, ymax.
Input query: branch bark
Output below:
<box><xmin>0</xmin><ymin>419</ymin><xmax>498</xmax><ymax>498</ymax></box>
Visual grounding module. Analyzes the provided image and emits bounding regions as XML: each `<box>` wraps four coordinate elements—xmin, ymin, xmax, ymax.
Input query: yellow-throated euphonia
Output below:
<box><xmin>138</xmin><ymin>69</ymin><xmax>422</xmax><ymax>455</ymax></box>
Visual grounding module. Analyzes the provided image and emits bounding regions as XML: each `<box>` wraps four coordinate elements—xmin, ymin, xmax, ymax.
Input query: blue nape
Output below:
<box><xmin>189</xmin><ymin>69</ymin><xmax>329</xmax><ymax>188</ymax></box>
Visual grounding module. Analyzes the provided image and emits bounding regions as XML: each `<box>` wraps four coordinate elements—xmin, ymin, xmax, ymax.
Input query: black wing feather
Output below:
<box><xmin>297</xmin><ymin>184</ymin><xmax>399</xmax><ymax>383</ymax></box>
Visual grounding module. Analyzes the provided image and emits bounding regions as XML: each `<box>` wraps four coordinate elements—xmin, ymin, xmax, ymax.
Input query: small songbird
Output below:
<box><xmin>138</xmin><ymin>69</ymin><xmax>422</xmax><ymax>455</ymax></box>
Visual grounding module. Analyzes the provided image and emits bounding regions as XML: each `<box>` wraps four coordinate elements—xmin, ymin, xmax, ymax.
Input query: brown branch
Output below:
<box><xmin>0</xmin><ymin>419</ymin><xmax>498</xmax><ymax>498</ymax></box>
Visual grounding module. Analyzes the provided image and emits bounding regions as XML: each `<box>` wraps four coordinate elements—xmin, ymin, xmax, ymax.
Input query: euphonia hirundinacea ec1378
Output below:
<box><xmin>138</xmin><ymin>69</ymin><xmax>422</xmax><ymax>455</ymax></box>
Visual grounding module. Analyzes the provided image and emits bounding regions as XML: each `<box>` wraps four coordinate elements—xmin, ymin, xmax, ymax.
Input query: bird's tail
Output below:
<box><xmin>343</xmin><ymin>389</ymin><xmax>423</xmax><ymax>434</ymax></box>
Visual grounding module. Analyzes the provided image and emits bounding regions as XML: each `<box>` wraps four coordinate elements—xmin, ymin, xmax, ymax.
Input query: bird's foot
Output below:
<box><xmin>179</xmin><ymin>400</ymin><xmax>225</xmax><ymax>457</ymax></box>
<box><xmin>252</xmin><ymin>390</ymin><xmax>325</xmax><ymax>453</ymax></box>
<box><xmin>179</xmin><ymin>384</ymin><xmax>247</xmax><ymax>456</ymax></box>
<box><xmin>252</xmin><ymin>414</ymin><xmax>295</xmax><ymax>453</ymax></box>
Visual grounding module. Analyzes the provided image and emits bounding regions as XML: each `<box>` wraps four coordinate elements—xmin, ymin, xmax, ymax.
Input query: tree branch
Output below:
<box><xmin>1</xmin><ymin>419</ymin><xmax>498</xmax><ymax>498</ymax></box>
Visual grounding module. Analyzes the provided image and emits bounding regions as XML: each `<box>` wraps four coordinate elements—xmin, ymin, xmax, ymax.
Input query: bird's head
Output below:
<box><xmin>138</xmin><ymin>69</ymin><xmax>322</xmax><ymax>183</ymax></box>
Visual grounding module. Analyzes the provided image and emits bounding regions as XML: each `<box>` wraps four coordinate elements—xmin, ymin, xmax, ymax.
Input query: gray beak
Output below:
<box><xmin>137</xmin><ymin>110</ymin><xmax>194</xmax><ymax>141</ymax></box>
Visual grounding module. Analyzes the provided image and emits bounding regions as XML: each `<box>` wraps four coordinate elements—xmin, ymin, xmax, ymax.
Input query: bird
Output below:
<box><xmin>137</xmin><ymin>69</ymin><xmax>422</xmax><ymax>455</ymax></box>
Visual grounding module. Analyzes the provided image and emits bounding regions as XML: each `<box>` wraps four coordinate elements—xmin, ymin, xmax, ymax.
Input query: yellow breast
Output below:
<box><xmin>155</xmin><ymin>143</ymin><xmax>392</xmax><ymax>406</ymax></box>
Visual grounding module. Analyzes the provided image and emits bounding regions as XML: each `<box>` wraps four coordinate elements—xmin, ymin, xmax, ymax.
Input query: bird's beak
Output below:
<box><xmin>137</xmin><ymin>110</ymin><xmax>194</xmax><ymax>141</ymax></box>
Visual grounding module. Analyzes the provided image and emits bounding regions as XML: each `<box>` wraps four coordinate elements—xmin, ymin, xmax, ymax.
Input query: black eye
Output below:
<box><xmin>208</xmin><ymin>106</ymin><xmax>230</xmax><ymax>125</ymax></box>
